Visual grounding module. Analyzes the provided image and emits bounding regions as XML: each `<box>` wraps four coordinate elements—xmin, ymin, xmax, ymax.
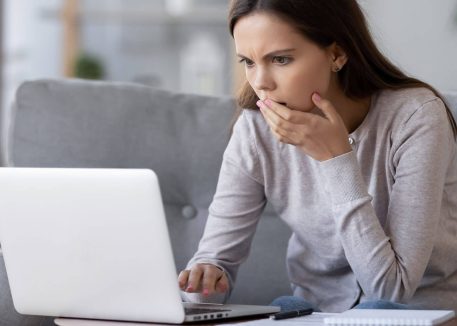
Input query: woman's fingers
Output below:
<box><xmin>257</xmin><ymin>100</ymin><xmax>298</xmax><ymax>133</ymax></box>
<box><xmin>270</xmin><ymin>128</ymin><xmax>295</xmax><ymax>145</ymax></box>
<box><xmin>178</xmin><ymin>269</ymin><xmax>190</xmax><ymax>290</ymax></box>
<box><xmin>215</xmin><ymin>273</ymin><xmax>229</xmax><ymax>293</ymax></box>
<box><xmin>178</xmin><ymin>264</ymin><xmax>229</xmax><ymax>295</ymax></box>
<box><xmin>201</xmin><ymin>265</ymin><xmax>221</xmax><ymax>296</ymax></box>
<box><xmin>311</xmin><ymin>92</ymin><xmax>341</xmax><ymax>124</ymax></box>
<box><xmin>187</xmin><ymin>265</ymin><xmax>204</xmax><ymax>292</ymax></box>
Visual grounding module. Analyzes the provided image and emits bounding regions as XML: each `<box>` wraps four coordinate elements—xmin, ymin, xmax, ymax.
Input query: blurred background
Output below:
<box><xmin>0</xmin><ymin>0</ymin><xmax>457</xmax><ymax>123</ymax></box>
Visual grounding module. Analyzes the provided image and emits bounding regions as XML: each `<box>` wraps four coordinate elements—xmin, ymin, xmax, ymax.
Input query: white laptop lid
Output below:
<box><xmin>0</xmin><ymin>168</ymin><xmax>185</xmax><ymax>323</ymax></box>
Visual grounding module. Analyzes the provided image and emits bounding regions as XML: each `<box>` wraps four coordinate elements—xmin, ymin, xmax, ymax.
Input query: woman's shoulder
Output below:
<box><xmin>377</xmin><ymin>87</ymin><xmax>445</xmax><ymax>118</ymax></box>
<box><xmin>232</xmin><ymin>108</ymin><xmax>284</xmax><ymax>156</ymax></box>
<box><xmin>240</xmin><ymin>107</ymin><xmax>265</xmax><ymax>123</ymax></box>
<box><xmin>374</xmin><ymin>87</ymin><xmax>448</xmax><ymax>131</ymax></box>
<box><xmin>234</xmin><ymin>108</ymin><xmax>269</xmax><ymax>136</ymax></box>
<box><xmin>373</xmin><ymin>87</ymin><xmax>455</xmax><ymax>153</ymax></box>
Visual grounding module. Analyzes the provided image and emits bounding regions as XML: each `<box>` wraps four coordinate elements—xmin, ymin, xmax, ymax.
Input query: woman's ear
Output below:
<box><xmin>328</xmin><ymin>42</ymin><xmax>348</xmax><ymax>70</ymax></box>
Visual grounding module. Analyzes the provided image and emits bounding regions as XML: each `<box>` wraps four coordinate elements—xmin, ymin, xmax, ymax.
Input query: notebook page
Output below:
<box><xmin>323</xmin><ymin>309</ymin><xmax>455</xmax><ymax>326</ymax></box>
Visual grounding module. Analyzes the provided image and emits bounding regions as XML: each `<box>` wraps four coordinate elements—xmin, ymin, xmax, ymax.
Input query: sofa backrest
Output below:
<box><xmin>8</xmin><ymin>79</ymin><xmax>236</xmax><ymax>209</ymax></box>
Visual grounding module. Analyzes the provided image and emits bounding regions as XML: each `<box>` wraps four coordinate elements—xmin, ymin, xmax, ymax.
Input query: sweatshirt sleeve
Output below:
<box><xmin>182</xmin><ymin>110</ymin><xmax>266</xmax><ymax>303</ymax></box>
<box><xmin>318</xmin><ymin>98</ymin><xmax>453</xmax><ymax>302</ymax></box>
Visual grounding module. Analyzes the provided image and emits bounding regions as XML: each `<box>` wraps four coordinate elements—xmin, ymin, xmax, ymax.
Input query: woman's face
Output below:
<box><xmin>234</xmin><ymin>12</ymin><xmax>340</xmax><ymax>112</ymax></box>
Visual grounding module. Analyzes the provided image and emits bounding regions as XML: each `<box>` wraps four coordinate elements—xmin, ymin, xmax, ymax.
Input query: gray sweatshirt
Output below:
<box><xmin>185</xmin><ymin>87</ymin><xmax>457</xmax><ymax>312</ymax></box>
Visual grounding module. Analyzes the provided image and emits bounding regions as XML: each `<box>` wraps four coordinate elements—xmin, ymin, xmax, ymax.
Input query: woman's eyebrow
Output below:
<box><xmin>237</xmin><ymin>48</ymin><xmax>296</xmax><ymax>60</ymax></box>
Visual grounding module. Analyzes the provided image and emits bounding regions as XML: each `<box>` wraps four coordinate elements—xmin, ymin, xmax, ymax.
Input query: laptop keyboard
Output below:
<box><xmin>185</xmin><ymin>307</ymin><xmax>231</xmax><ymax>316</ymax></box>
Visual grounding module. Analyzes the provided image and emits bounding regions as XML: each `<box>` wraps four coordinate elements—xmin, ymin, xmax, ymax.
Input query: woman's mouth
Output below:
<box><xmin>264</xmin><ymin>98</ymin><xmax>287</xmax><ymax>106</ymax></box>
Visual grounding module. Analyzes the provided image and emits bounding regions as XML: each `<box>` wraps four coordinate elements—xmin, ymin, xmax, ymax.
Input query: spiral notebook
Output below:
<box><xmin>323</xmin><ymin>309</ymin><xmax>455</xmax><ymax>326</ymax></box>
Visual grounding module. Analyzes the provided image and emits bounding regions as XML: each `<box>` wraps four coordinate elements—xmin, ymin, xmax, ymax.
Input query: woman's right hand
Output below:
<box><xmin>178</xmin><ymin>263</ymin><xmax>229</xmax><ymax>296</ymax></box>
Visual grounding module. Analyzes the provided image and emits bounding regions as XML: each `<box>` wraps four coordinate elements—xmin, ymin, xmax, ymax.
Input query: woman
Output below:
<box><xmin>178</xmin><ymin>0</ymin><xmax>457</xmax><ymax>312</ymax></box>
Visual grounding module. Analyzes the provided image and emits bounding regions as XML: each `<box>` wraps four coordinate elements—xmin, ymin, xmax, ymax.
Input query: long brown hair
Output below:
<box><xmin>228</xmin><ymin>0</ymin><xmax>457</xmax><ymax>138</ymax></box>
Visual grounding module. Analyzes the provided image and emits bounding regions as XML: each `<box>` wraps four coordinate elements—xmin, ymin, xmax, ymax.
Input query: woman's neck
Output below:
<box><xmin>330</xmin><ymin>91</ymin><xmax>372</xmax><ymax>134</ymax></box>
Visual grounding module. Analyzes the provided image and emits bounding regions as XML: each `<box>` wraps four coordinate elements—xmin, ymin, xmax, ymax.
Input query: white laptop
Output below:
<box><xmin>0</xmin><ymin>167</ymin><xmax>279</xmax><ymax>324</ymax></box>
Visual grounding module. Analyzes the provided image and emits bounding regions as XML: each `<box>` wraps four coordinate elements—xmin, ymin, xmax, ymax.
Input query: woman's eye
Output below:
<box><xmin>239</xmin><ymin>58</ymin><xmax>255</xmax><ymax>68</ymax></box>
<box><xmin>272</xmin><ymin>56</ymin><xmax>292</xmax><ymax>65</ymax></box>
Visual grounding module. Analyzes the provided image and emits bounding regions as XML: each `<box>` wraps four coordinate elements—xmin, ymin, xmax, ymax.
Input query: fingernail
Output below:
<box><xmin>256</xmin><ymin>100</ymin><xmax>262</xmax><ymax>107</ymax></box>
<box><xmin>203</xmin><ymin>289</ymin><xmax>209</xmax><ymax>296</ymax></box>
<box><xmin>186</xmin><ymin>284</ymin><xmax>193</xmax><ymax>291</ymax></box>
<box><xmin>265</xmin><ymin>99</ymin><xmax>272</xmax><ymax>106</ymax></box>
<box><xmin>313</xmin><ymin>92</ymin><xmax>321</xmax><ymax>102</ymax></box>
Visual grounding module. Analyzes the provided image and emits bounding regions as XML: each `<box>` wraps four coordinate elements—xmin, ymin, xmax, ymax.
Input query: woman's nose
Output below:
<box><xmin>253</xmin><ymin>68</ymin><xmax>274</xmax><ymax>91</ymax></box>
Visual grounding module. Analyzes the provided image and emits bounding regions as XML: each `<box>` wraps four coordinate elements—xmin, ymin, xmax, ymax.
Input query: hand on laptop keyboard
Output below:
<box><xmin>178</xmin><ymin>263</ymin><xmax>229</xmax><ymax>296</ymax></box>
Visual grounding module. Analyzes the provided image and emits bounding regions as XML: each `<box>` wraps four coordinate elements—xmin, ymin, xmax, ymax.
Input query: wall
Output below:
<box><xmin>359</xmin><ymin>0</ymin><xmax>457</xmax><ymax>91</ymax></box>
<box><xmin>1</xmin><ymin>0</ymin><xmax>63</xmax><ymax>165</ymax></box>
<box><xmin>79</xmin><ymin>0</ymin><xmax>232</xmax><ymax>96</ymax></box>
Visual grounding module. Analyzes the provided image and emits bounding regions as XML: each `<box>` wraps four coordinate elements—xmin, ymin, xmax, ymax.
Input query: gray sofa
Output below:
<box><xmin>0</xmin><ymin>79</ymin><xmax>292</xmax><ymax>325</ymax></box>
<box><xmin>1</xmin><ymin>79</ymin><xmax>456</xmax><ymax>325</ymax></box>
